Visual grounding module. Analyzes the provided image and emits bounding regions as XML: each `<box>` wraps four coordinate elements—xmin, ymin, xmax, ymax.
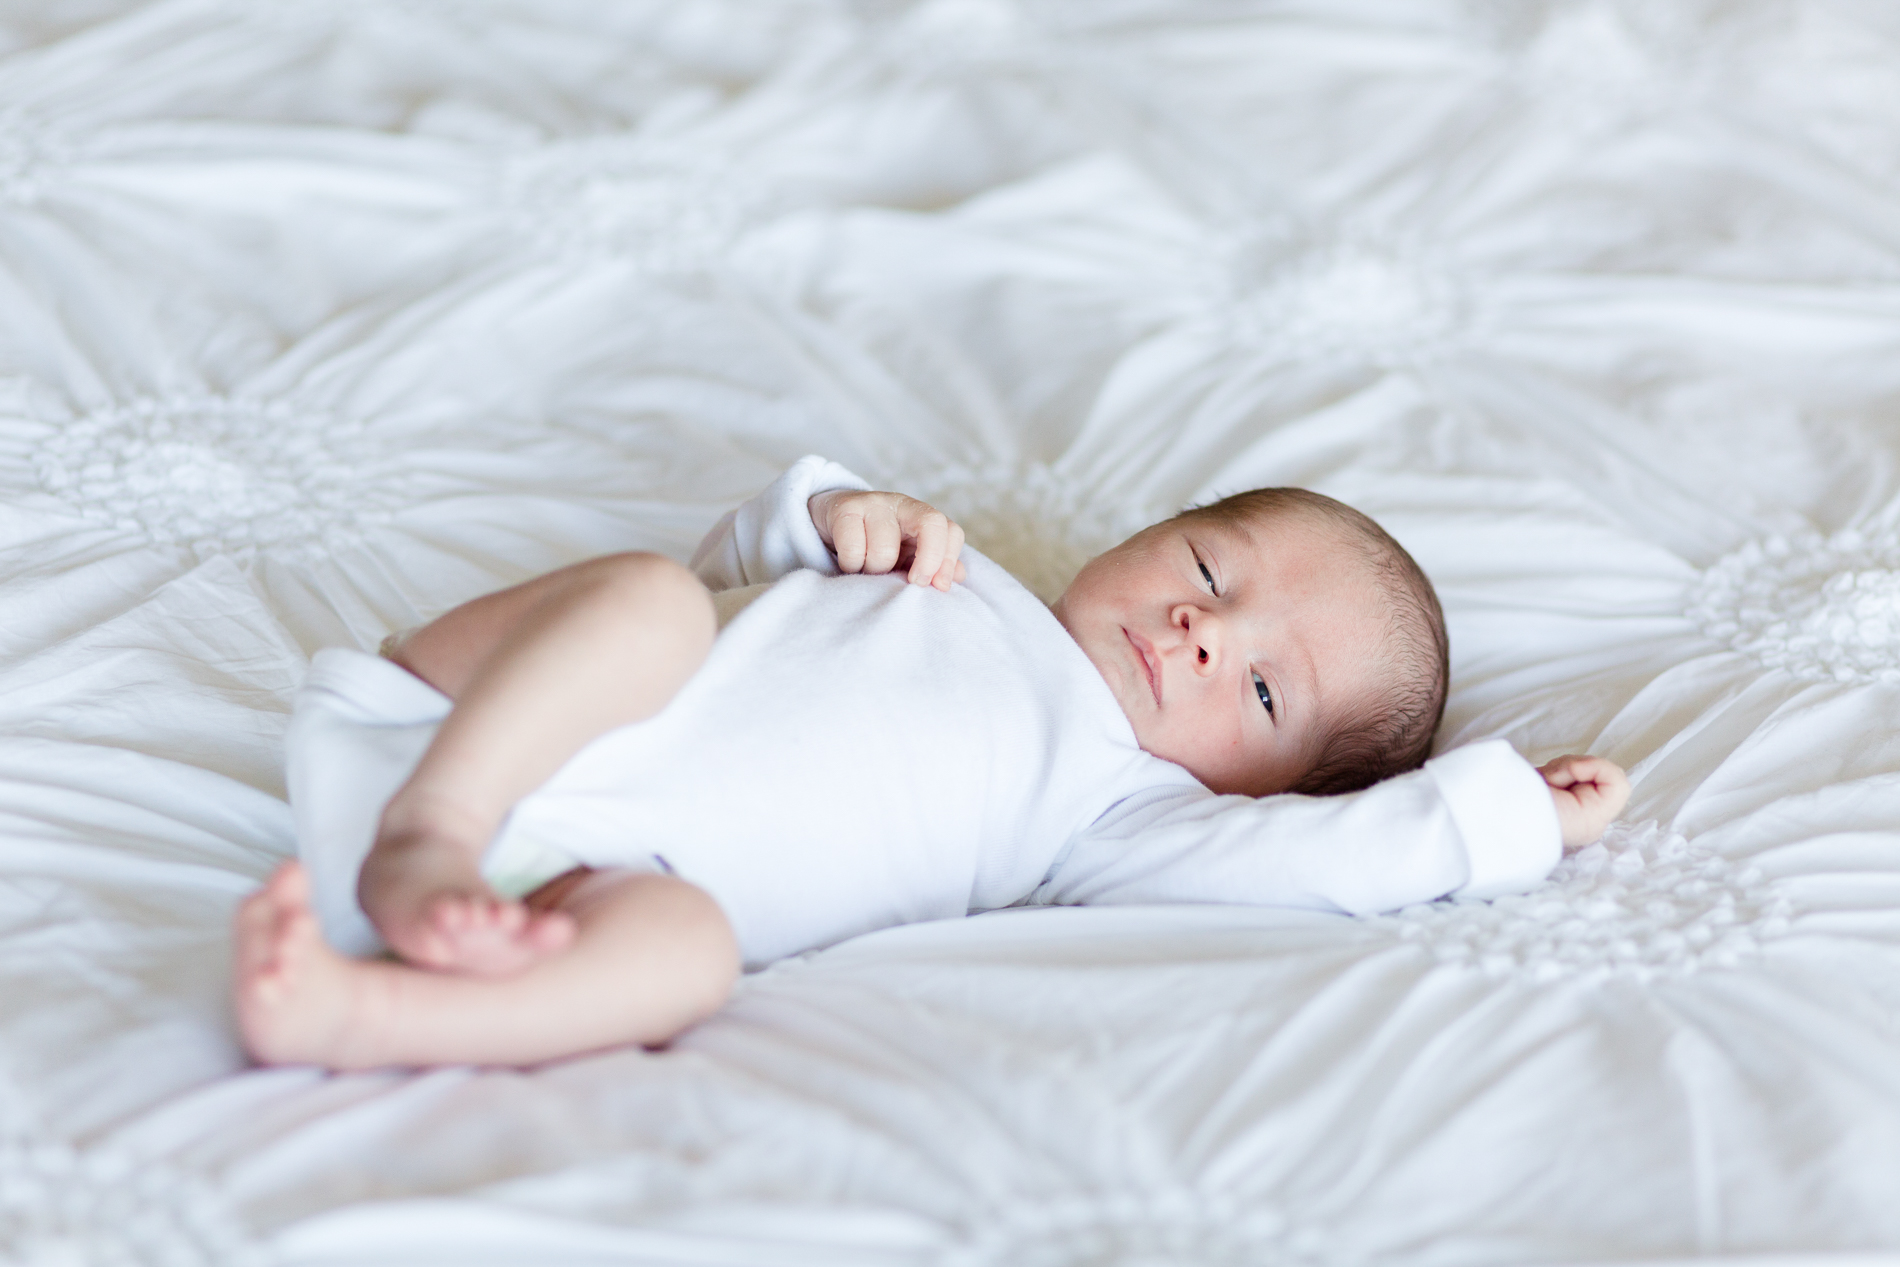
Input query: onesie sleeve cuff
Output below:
<box><xmin>690</xmin><ymin>455</ymin><xmax>872</xmax><ymax>588</ymax></box>
<box><xmin>763</xmin><ymin>455</ymin><xmax>872</xmax><ymax>576</ymax></box>
<box><xmin>1424</xmin><ymin>739</ymin><xmax>1562</xmax><ymax>899</ymax></box>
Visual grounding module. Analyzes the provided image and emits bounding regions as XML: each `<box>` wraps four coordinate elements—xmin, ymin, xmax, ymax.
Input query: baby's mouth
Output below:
<box><xmin>1123</xmin><ymin>628</ymin><xmax>1162</xmax><ymax>707</ymax></box>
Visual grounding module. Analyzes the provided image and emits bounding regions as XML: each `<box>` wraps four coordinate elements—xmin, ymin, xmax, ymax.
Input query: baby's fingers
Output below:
<box><xmin>831</xmin><ymin>510</ymin><xmax>868</xmax><ymax>573</ymax></box>
<box><xmin>1540</xmin><ymin>754</ymin><xmax>1631</xmax><ymax>848</ymax></box>
<box><xmin>1541</xmin><ymin>753</ymin><xmax>1607</xmax><ymax>787</ymax></box>
<box><xmin>933</xmin><ymin>522</ymin><xmax>967</xmax><ymax>590</ymax></box>
<box><xmin>908</xmin><ymin>513</ymin><xmax>967</xmax><ymax>590</ymax></box>
<box><xmin>1587</xmin><ymin>760</ymin><xmax>1631</xmax><ymax>817</ymax></box>
<box><xmin>907</xmin><ymin>510</ymin><xmax>948</xmax><ymax>586</ymax></box>
<box><xmin>861</xmin><ymin>504</ymin><xmax>904</xmax><ymax>575</ymax></box>
<box><xmin>828</xmin><ymin>500</ymin><xmax>903</xmax><ymax>573</ymax></box>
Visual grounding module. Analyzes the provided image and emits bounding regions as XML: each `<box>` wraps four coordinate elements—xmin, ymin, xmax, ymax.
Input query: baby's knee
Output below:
<box><xmin>582</xmin><ymin>552</ymin><xmax>715</xmax><ymax>641</ymax></box>
<box><xmin>669</xmin><ymin>882</ymin><xmax>741</xmax><ymax>1026</ymax></box>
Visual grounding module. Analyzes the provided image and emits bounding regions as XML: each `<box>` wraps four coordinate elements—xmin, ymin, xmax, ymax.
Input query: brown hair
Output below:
<box><xmin>1176</xmin><ymin>488</ymin><xmax>1448</xmax><ymax>795</ymax></box>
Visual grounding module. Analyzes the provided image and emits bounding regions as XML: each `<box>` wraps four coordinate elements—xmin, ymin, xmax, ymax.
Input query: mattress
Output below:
<box><xmin>4</xmin><ymin>2</ymin><xmax>1900</xmax><ymax>1263</ymax></box>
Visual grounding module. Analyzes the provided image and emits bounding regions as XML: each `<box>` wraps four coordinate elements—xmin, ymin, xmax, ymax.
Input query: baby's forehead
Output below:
<box><xmin>1184</xmin><ymin>500</ymin><xmax>1377</xmax><ymax>578</ymax></box>
<box><xmin>1192</xmin><ymin>504</ymin><xmax>1394</xmax><ymax>645</ymax></box>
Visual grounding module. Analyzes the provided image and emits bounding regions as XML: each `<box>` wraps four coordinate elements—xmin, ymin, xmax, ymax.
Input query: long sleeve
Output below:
<box><xmin>1035</xmin><ymin>740</ymin><xmax>1562</xmax><ymax>915</ymax></box>
<box><xmin>688</xmin><ymin>455</ymin><xmax>871</xmax><ymax>591</ymax></box>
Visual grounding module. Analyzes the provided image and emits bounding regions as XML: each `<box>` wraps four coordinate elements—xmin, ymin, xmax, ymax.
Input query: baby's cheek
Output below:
<box><xmin>1183</xmin><ymin>725</ymin><xmax>1265</xmax><ymax>795</ymax></box>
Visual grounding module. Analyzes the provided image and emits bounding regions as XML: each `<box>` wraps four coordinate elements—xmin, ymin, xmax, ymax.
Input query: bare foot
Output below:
<box><xmin>234</xmin><ymin>861</ymin><xmax>385</xmax><ymax>1069</ymax></box>
<box><xmin>357</xmin><ymin>832</ymin><xmax>576</xmax><ymax>975</ymax></box>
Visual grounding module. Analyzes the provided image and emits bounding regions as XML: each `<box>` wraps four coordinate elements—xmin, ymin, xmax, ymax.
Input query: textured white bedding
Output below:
<box><xmin>4</xmin><ymin>2</ymin><xmax>1900</xmax><ymax>1263</ymax></box>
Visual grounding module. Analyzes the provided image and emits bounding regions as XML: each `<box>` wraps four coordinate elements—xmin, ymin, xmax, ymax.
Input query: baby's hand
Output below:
<box><xmin>809</xmin><ymin>490</ymin><xmax>968</xmax><ymax>591</ymax></box>
<box><xmin>1540</xmin><ymin>754</ymin><xmax>1631</xmax><ymax>850</ymax></box>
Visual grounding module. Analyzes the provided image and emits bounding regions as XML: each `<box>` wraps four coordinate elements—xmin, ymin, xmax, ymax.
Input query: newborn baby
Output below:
<box><xmin>235</xmin><ymin>457</ymin><xmax>1629</xmax><ymax>1069</ymax></box>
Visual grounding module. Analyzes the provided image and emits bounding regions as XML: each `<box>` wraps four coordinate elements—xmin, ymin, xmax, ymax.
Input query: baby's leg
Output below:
<box><xmin>362</xmin><ymin>552</ymin><xmax>715</xmax><ymax>974</ymax></box>
<box><xmin>235</xmin><ymin>861</ymin><xmax>739</xmax><ymax>1069</ymax></box>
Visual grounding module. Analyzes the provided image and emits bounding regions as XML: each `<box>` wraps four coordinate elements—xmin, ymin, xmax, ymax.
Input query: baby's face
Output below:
<box><xmin>1052</xmin><ymin>510</ymin><xmax>1388</xmax><ymax>797</ymax></box>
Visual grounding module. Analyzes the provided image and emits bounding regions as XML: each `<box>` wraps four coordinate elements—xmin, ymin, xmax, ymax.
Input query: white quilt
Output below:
<box><xmin>4</xmin><ymin>2</ymin><xmax>1900</xmax><ymax>1263</ymax></box>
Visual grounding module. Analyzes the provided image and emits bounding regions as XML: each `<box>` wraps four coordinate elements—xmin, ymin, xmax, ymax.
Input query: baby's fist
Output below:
<box><xmin>1540</xmin><ymin>754</ymin><xmax>1630</xmax><ymax>850</ymax></box>
<box><xmin>809</xmin><ymin>489</ymin><xmax>967</xmax><ymax>590</ymax></box>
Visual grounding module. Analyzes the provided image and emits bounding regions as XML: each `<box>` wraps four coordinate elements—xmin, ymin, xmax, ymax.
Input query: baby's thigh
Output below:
<box><xmin>398</xmin><ymin>551</ymin><xmax>716</xmax><ymax>698</ymax></box>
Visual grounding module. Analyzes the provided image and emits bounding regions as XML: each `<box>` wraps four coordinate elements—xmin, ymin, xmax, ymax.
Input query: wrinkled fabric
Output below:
<box><xmin>3</xmin><ymin>2</ymin><xmax>1900</xmax><ymax>1264</ymax></box>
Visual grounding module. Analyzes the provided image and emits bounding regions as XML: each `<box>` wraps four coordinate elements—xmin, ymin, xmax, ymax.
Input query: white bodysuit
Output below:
<box><xmin>290</xmin><ymin>457</ymin><xmax>1561</xmax><ymax>968</ymax></box>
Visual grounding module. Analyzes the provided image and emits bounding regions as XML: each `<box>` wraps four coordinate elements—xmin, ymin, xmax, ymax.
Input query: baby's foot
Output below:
<box><xmin>357</xmin><ymin>832</ymin><xmax>575</xmax><ymax>975</ymax></box>
<box><xmin>234</xmin><ymin>862</ymin><xmax>383</xmax><ymax>1069</ymax></box>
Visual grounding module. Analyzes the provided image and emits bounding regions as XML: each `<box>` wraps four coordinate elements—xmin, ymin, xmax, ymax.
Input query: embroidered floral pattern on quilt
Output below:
<box><xmin>1214</xmin><ymin>231</ymin><xmax>1476</xmax><ymax>368</ymax></box>
<box><xmin>496</xmin><ymin>137</ymin><xmax>770</xmax><ymax>268</ymax></box>
<box><xmin>0</xmin><ymin>1139</ymin><xmax>257</xmax><ymax>1267</ymax></box>
<box><xmin>1381</xmin><ymin>820</ymin><xmax>1793</xmax><ymax>982</ymax></box>
<box><xmin>0</xmin><ymin>108</ymin><xmax>81</xmax><ymax>207</ymax></box>
<box><xmin>1687</xmin><ymin>524</ymin><xmax>1900</xmax><ymax>685</ymax></box>
<box><xmin>33</xmin><ymin>394</ymin><xmax>410</xmax><ymax>560</ymax></box>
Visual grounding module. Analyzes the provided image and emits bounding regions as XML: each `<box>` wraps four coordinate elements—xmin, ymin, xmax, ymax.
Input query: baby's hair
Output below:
<box><xmin>1175</xmin><ymin>488</ymin><xmax>1449</xmax><ymax>796</ymax></box>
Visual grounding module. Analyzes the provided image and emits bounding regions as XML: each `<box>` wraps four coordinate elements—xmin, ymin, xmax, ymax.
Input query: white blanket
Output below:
<box><xmin>4</xmin><ymin>2</ymin><xmax>1900</xmax><ymax>1263</ymax></box>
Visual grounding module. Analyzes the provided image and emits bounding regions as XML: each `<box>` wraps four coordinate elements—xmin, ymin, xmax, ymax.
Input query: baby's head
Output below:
<box><xmin>1052</xmin><ymin>488</ymin><xmax>1447</xmax><ymax>797</ymax></box>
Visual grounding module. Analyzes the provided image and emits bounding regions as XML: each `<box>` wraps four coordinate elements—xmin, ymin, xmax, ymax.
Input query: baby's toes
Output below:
<box><xmin>269</xmin><ymin>907</ymin><xmax>324</xmax><ymax>984</ymax></box>
<box><xmin>446</xmin><ymin>897</ymin><xmax>519</xmax><ymax>950</ymax></box>
<box><xmin>471</xmin><ymin>901</ymin><xmax>539</xmax><ymax>960</ymax></box>
<box><xmin>434</xmin><ymin>891</ymin><xmax>505</xmax><ymax>940</ymax></box>
<box><xmin>266</xmin><ymin>859</ymin><xmax>312</xmax><ymax>906</ymax></box>
<box><xmin>473</xmin><ymin>897</ymin><xmax>525</xmax><ymax>936</ymax></box>
<box><xmin>413</xmin><ymin>895</ymin><xmax>538</xmax><ymax>974</ymax></box>
<box><xmin>236</xmin><ymin>882</ymin><xmax>323</xmax><ymax>1012</ymax></box>
<box><xmin>398</xmin><ymin>893</ymin><xmax>475</xmax><ymax>965</ymax></box>
<box><xmin>525</xmin><ymin>910</ymin><xmax>576</xmax><ymax>954</ymax></box>
<box><xmin>234</xmin><ymin>894</ymin><xmax>286</xmax><ymax>990</ymax></box>
<box><xmin>237</xmin><ymin>872</ymin><xmax>305</xmax><ymax>979</ymax></box>
<box><xmin>427</xmin><ymin>893</ymin><xmax>473</xmax><ymax>934</ymax></box>
<box><xmin>502</xmin><ymin>903</ymin><xmax>534</xmax><ymax>939</ymax></box>
<box><xmin>235</xmin><ymin>883</ymin><xmax>280</xmax><ymax>948</ymax></box>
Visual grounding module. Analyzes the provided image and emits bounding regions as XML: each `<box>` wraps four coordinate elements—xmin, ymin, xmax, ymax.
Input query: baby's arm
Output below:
<box><xmin>1039</xmin><ymin>741</ymin><xmax>1588</xmax><ymax>915</ymax></box>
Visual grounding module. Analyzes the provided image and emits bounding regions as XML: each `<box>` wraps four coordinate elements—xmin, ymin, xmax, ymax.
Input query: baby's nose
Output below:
<box><xmin>1192</xmin><ymin>632</ymin><xmax>1221</xmax><ymax>675</ymax></box>
<box><xmin>1174</xmin><ymin>605</ymin><xmax>1223</xmax><ymax>674</ymax></box>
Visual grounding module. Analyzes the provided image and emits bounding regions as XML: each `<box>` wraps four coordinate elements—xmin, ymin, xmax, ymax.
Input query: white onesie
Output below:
<box><xmin>290</xmin><ymin>457</ymin><xmax>1561</xmax><ymax>968</ymax></box>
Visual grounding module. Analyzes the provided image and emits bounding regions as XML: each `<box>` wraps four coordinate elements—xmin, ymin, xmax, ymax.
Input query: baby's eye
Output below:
<box><xmin>1197</xmin><ymin>559</ymin><xmax>1216</xmax><ymax>593</ymax></box>
<box><xmin>1253</xmin><ymin>671</ymin><xmax>1274</xmax><ymax>717</ymax></box>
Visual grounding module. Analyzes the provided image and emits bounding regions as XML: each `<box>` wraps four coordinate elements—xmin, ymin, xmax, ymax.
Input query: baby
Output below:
<box><xmin>235</xmin><ymin>457</ymin><xmax>1629</xmax><ymax>1070</ymax></box>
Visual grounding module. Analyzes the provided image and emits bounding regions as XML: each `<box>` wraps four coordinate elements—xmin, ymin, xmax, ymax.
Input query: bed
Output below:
<box><xmin>5</xmin><ymin>2</ymin><xmax>1900</xmax><ymax>1263</ymax></box>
